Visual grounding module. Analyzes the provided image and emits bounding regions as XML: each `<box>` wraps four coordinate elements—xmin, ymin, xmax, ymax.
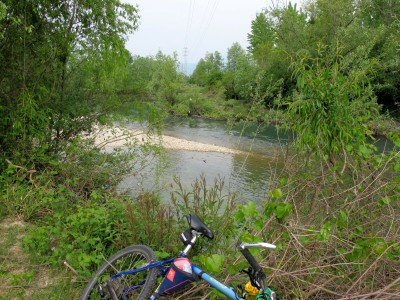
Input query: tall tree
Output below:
<box><xmin>0</xmin><ymin>0</ymin><xmax>139</xmax><ymax>168</ymax></box>
<box><xmin>224</xmin><ymin>43</ymin><xmax>261</xmax><ymax>102</ymax></box>
<box><xmin>124</xmin><ymin>55</ymin><xmax>156</xmax><ymax>95</ymax></box>
<box><xmin>148</xmin><ymin>51</ymin><xmax>182</xmax><ymax>106</ymax></box>
<box><xmin>247</xmin><ymin>0</ymin><xmax>400</xmax><ymax>110</ymax></box>
<box><xmin>190</xmin><ymin>51</ymin><xmax>224</xmax><ymax>88</ymax></box>
<box><xmin>226</xmin><ymin>42</ymin><xmax>246</xmax><ymax>72</ymax></box>
<box><xmin>357</xmin><ymin>0</ymin><xmax>400</xmax><ymax>110</ymax></box>
<box><xmin>248</xmin><ymin>12</ymin><xmax>276</xmax><ymax>67</ymax></box>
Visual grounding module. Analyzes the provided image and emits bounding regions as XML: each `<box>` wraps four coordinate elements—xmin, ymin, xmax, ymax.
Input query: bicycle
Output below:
<box><xmin>81</xmin><ymin>213</ymin><xmax>277</xmax><ymax>299</ymax></box>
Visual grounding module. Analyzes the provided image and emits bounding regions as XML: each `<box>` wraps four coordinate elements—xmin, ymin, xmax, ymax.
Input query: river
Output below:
<box><xmin>117</xmin><ymin>117</ymin><xmax>395</xmax><ymax>204</ymax></box>
<box><xmin>118</xmin><ymin>117</ymin><xmax>288</xmax><ymax>204</ymax></box>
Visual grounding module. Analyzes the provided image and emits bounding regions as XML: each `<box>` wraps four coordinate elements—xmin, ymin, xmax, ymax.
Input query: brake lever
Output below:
<box><xmin>240</xmin><ymin>267</ymin><xmax>261</xmax><ymax>289</ymax></box>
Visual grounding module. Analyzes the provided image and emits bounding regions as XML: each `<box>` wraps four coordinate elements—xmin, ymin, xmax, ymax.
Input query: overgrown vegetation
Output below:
<box><xmin>0</xmin><ymin>0</ymin><xmax>399</xmax><ymax>299</ymax></box>
<box><xmin>113</xmin><ymin>0</ymin><xmax>399</xmax><ymax>130</ymax></box>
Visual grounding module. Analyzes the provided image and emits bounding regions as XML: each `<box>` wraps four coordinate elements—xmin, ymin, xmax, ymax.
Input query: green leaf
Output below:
<box><xmin>227</xmin><ymin>264</ymin><xmax>238</xmax><ymax>275</ymax></box>
<box><xmin>242</xmin><ymin>201</ymin><xmax>259</xmax><ymax>217</ymax></box>
<box><xmin>318</xmin><ymin>221</ymin><xmax>332</xmax><ymax>242</ymax></box>
<box><xmin>254</xmin><ymin>219</ymin><xmax>264</xmax><ymax>231</ymax></box>
<box><xmin>378</xmin><ymin>196</ymin><xmax>391</xmax><ymax>206</ymax></box>
<box><xmin>235</xmin><ymin>209</ymin><xmax>245</xmax><ymax>223</ymax></box>
<box><xmin>279</xmin><ymin>176</ymin><xmax>288</xmax><ymax>186</ymax></box>
<box><xmin>201</xmin><ymin>254</ymin><xmax>225</xmax><ymax>274</ymax></box>
<box><xmin>358</xmin><ymin>144</ymin><xmax>373</xmax><ymax>157</ymax></box>
<box><xmin>155</xmin><ymin>251</ymin><xmax>171</xmax><ymax>259</ymax></box>
<box><xmin>275</xmin><ymin>203</ymin><xmax>292</xmax><ymax>221</ymax></box>
<box><xmin>299</xmin><ymin>235</ymin><xmax>311</xmax><ymax>245</ymax></box>
<box><xmin>373</xmin><ymin>242</ymin><xmax>388</xmax><ymax>255</ymax></box>
<box><xmin>335</xmin><ymin>210</ymin><xmax>348</xmax><ymax>229</ymax></box>
<box><xmin>269</xmin><ymin>188</ymin><xmax>283</xmax><ymax>200</ymax></box>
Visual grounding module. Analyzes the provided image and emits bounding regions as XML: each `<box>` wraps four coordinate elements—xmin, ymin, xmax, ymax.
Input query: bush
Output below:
<box><xmin>21</xmin><ymin>190</ymin><xmax>180</xmax><ymax>278</ymax></box>
<box><xmin>245</xmin><ymin>132</ymin><xmax>400</xmax><ymax>299</ymax></box>
<box><xmin>170</xmin><ymin>174</ymin><xmax>237</xmax><ymax>255</ymax></box>
<box><xmin>23</xmin><ymin>197</ymin><xmax>129</xmax><ymax>277</ymax></box>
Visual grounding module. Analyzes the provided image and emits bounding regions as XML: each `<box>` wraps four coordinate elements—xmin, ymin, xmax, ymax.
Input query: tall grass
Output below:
<box><xmin>226</xmin><ymin>143</ymin><xmax>400</xmax><ymax>299</ymax></box>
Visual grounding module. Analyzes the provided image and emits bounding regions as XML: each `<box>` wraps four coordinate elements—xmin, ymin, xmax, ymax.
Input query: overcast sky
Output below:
<box><xmin>124</xmin><ymin>0</ymin><xmax>300</xmax><ymax>68</ymax></box>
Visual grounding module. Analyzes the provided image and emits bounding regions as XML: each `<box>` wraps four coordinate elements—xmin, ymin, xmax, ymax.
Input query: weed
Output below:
<box><xmin>170</xmin><ymin>174</ymin><xmax>237</xmax><ymax>254</ymax></box>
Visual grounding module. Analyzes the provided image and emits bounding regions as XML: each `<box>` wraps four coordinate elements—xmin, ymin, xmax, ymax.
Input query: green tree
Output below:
<box><xmin>359</xmin><ymin>0</ymin><xmax>400</xmax><ymax>26</ymax></box>
<box><xmin>123</xmin><ymin>55</ymin><xmax>156</xmax><ymax>95</ymax></box>
<box><xmin>224</xmin><ymin>43</ymin><xmax>246</xmax><ymax>99</ymax></box>
<box><xmin>190</xmin><ymin>51</ymin><xmax>224</xmax><ymax>88</ymax></box>
<box><xmin>273</xmin><ymin>3</ymin><xmax>307</xmax><ymax>56</ymax></box>
<box><xmin>287</xmin><ymin>49</ymin><xmax>380</xmax><ymax>159</ymax></box>
<box><xmin>226</xmin><ymin>42</ymin><xmax>246</xmax><ymax>72</ymax></box>
<box><xmin>248</xmin><ymin>12</ymin><xmax>276</xmax><ymax>66</ymax></box>
<box><xmin>0</xmin><ymin>2</ymin><xmax>5</xmax><ymax>23</ymax></box>
<box><xmin>247</xmin><ymin>0</ymin><xmax>400</xmax><ymax>111</ymax></box>
<box><xmin>0</xmin><ymin>0</ymin><xmax>139</xmax><ymax>169</ymax></box>
<box><xmin>247</xmin><ymin>4</ymin><xmax>305</xmax><ymax>96</ymax></box>
<box><xmin>148</xmin><ymin>51</ymin><xmax>182</xmax><ymax>106</ymax></box>
<box><xmin>305</xmin><ymin>0</ymin><xmax>356</xmax><ymax>49</ymax></box>
<box><xmin>357</xmin><ymin>0</ymin><xmax>400</xmax><ymax>111</ymax></box>
<box><xmin>223</xmin><ymin>43</ymin><xmax>261</xmax><ymax>102</ymax></box>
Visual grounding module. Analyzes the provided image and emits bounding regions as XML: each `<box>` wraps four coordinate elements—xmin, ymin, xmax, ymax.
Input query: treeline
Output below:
<box><xmin>191</xmin><ymin>1</ymin><xmax>400</xmax><ymax>110</ymax></box>
<box><xmin>0</xmin><ymin>0</ymin><xmax>397</xmax><ymax>224</ymax></box>
<box><xmin>1</xmin><ymin>0</ymin><xmax>399</xmax><ymax>171</ymax></box>
<box><xmin>120</xmin><ymin>0</ymin><xmax>399</xmax><ymax>125</ymax></box>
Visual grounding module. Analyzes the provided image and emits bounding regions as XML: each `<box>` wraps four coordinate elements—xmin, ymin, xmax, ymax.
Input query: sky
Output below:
<box><xmin>123</xmin><ymin>0</ymin><xmax>299</xmax><ymax>72</ymax></box>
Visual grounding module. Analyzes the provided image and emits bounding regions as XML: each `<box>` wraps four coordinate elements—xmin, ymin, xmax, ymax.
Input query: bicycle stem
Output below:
<box><xmin>180</xmin><ymin>230</ymin><xmax>200</xmax><ymax>256</ymax></box>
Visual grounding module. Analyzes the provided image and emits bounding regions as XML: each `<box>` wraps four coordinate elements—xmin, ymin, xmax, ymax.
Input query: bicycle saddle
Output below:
<box><xmin>186</xmin><ymin>214</ymin><xmax>214</xmax><ymax>240</ymax></box>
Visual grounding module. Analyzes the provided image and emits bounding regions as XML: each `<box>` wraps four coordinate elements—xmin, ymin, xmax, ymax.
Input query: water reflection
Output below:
<box><xmin>120</xmin><ymin>117</ymin><xmax>286</xmax><ymax>203</ymax></box>
<box><xmin>162</xmin><ymin>117</ymin><xmax>288</xmax><ymax>155</ymax></box>
<box><xmin>119</xmin><ymin>150</ymin><xmax>283</xmax><ymax>204</ymax></box>
<box><xmin>230</xmin><ymin>153</ymin><xmax>282</xmax><ymax>202</ymax></box>
<box><xmin>120</xmin><ymin>116</ymin><xmax>394</xmax><ymax>204</ymax></box>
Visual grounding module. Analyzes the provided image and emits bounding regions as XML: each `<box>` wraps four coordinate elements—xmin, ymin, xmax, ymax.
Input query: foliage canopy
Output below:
<box><xmin>0</xmin><ymin>0</ymin><xmax>139</xmax><ymax>169</ymax></box>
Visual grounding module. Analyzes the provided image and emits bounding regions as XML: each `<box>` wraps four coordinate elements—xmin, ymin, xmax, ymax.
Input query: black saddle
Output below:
<box><xmin>186</xmin><ymin>214</ymin><xmax>214</xmax><ymax>240</ymax></box>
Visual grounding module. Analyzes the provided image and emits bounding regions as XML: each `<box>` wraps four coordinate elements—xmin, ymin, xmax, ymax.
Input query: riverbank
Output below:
<box><xmin>91</xmin><ymin>125</ymin><xmax>243</xmax><ymax>154</ymax></box>
<box><xmin>0</xmin><ymin>218</ymin><xmax>79</xmax><ymax>299</ymax></box>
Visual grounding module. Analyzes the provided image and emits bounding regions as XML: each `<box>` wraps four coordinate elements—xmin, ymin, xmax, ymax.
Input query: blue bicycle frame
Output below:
<box><xmin>107</xmin><ymin>215</ymin><xmax>277</xmax><ymax>300</ymax></box>
<box><xmin>109</xmin><ymin>256</ymin><xmax>245</xmax><ymax>300</ymax></box>
<box><xmin>191</xmin><ymin>264</ymin><xmax>243</xmax><ymax>299</ymax></box>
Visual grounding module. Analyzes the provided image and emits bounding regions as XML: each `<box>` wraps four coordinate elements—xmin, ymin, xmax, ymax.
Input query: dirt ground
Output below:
<box><xmin>0</xmin><ymin>217</ymin><xmax>79</xmax><ymax>299</ymax></box>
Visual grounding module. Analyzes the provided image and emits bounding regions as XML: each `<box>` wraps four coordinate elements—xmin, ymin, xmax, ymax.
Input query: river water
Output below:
<box><xmin>118</xmin><ymin>117</ymin><xmax>395</xmax><ymax>204</ymax></box>
<box><xmin>119</xmin><ymin>117</ymin><xmax>288</xmax><ymax>204</ymax></box>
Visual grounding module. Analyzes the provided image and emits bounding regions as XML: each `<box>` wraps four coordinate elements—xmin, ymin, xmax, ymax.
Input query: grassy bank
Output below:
<box><xmin>1</xmin><ymin>129</ymin><xmax>399</xmax><ymax>298</ymax></box>
<box><xmin>0</xmin><ymin>218</ymin><xmax>80</xmax><ymax>299</ymax></box>
<box><xmin>142</xmin><ymin>83</ymin><xmax>399</xmax><ymax>136</ymax></box>
<box><xmin>1</xmin><ymin>75</ymin><xmax>399</xmax><ymax>298</ymax></box>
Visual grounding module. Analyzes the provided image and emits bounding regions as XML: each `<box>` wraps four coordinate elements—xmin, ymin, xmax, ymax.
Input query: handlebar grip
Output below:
<box><xmin>239</xmin><ymin>247</ymin><xmax>267</xmax><ymax>290</ymax></box>
<box><xmin>240</xmin><ymin>247</ymin><xmax>263</xmax><ymax>273</ymax></box>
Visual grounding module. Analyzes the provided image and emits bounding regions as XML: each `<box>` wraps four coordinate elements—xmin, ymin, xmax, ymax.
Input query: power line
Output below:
<box><xmin>184</xmin><ymin>0</ymin><xmax>195</xmax><ymax>48</ymax></box>
<box><xmin>192</xmin><ymin>0</ymin><xmax>221</xmax><ymax>61</ymax></box>
<box><xmin>183</xmin><ymin>0</ymin><xmax>196</xmax><ymax>74</ymax></box>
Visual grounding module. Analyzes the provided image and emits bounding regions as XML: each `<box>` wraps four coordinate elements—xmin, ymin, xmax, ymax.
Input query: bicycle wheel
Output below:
<box><xmin>81</xmin><ymin>245</ymin><xmax>159</xmax><ymax>300</ymax></box>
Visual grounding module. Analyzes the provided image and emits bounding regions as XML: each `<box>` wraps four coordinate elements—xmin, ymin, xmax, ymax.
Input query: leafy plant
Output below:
<box><xmin>23</xmin><ymin>197</ymin><xmax>130</xmax><ymax>277</ymax></box>
<box><xmin>287</xmin><ymin>47</ymin><xmax>380</xmax><ymax>159</ymax></box>
<box><xmin>170</xmin><ymin>175</ymin><xmax>237</xmax><ymax>254</ymax></box>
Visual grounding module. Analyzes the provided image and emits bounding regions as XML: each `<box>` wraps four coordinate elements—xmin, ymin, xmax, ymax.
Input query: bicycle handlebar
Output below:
<box><xmin>238</xmin><ymin>246</ymin><xmax>263</xmax><ymax>273</ymax></box>
<box><xmin>237</xmin><ymin>242</ymin><xmax>276</xmax><ymax>290</ymax></box>
<box><xmin>237</xmin><ymin>242</ymin><xmax>276</xmax><ymax>271</ymax></box>
<box><xmin>240</xmin><ymin>242</ymin><xmax>276</xmax><ymax>250</ymax></box>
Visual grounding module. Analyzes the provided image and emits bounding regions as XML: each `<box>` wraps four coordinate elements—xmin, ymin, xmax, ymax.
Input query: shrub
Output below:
<box><xmin>23</xmin><ymin>198</ymin><xmax>129</xmax><ymax>277</ymax></box>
